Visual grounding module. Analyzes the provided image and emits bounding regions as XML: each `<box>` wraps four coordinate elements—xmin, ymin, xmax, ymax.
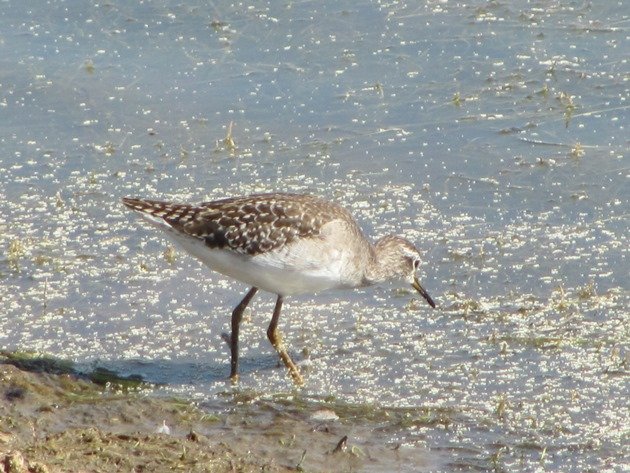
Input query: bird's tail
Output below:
<box><xmin>122</xmin><ymin>197</ymin><xmax>196</xmax><ymax>227</ymax></box>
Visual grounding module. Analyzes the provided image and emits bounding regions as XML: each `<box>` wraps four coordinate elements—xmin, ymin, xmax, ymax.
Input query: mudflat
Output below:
<box><xmin>1</xmin><ymin>354</ymin><xmax>368</xmax><ymax>473</ymax></box>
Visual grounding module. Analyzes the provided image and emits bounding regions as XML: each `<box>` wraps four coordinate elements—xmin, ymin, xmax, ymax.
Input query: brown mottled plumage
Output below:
<box><xmin>122</xmin><ymin>192</ymin><xmax>435</xmax><ymax>385</ymax></box>
<box><xmin>122</xmin><ymin>194</ymin><xmax>354</xmax><ymax>255</ymax></box>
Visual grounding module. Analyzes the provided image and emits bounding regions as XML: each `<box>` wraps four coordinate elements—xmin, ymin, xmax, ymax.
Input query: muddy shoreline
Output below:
<box><xmin>0</xmin><ymin>353</ymin><xmax>430</xmax><ymax>472</ymax></box>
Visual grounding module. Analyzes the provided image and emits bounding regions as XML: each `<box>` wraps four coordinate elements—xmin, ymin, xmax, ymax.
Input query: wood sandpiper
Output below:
<box><xmin>123</xmin><ymin>193</ymin><xmax>435</xmax><ymax>385</ymax></box>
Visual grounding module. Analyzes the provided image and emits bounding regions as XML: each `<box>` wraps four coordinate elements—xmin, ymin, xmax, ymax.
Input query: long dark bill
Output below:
<box><xmin>412</xmin><ymin>276</ymin><xmax>436</xmax><ymax>308</ymax></box>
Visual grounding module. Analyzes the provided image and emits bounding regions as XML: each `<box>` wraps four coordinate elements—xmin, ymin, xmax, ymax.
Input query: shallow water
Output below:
<box><xmin>1</xmin><ymin>1</ymin><xmax>628</xmax><ymax>471</ymax></box>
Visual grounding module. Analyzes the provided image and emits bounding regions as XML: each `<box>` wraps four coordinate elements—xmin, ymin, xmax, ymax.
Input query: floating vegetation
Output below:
<box><xmin>163</xmin><ymin>245</ymin><xmax>176</xmax><ymax>264</ymax></box>
<box><xmin>550</xmin><ymin>285</ymin><xmax>572</xmax><ymax>311</ymax></box>
<box><xmin>556</xmin><ymin>91</ymin><xmax>577</xmax><ymax>127</ymax></box>
<box><xmin>216</xmin><ymin>121</ymin><xmax>237</xmax><ymax>154</ymax></box>
<box><xmin>495</xmin><ymin>394</ymin><xmax>509</xmax><ymax>419</ymax></box>
<box><xmin>209</xmin><ymin>20</ymin><xmax>229</xmax><ymax>32</ymax></box>
<box><xmin>55</xmin><ymin>191</ymin><xmax>64</xmax><ymax>207</ymax></box>
<box><xmin>570</xmin><ymin>142</ymin><xmax>585</xmax><ymax>158</ymax></box>
<box><xmin>7</xmin><ymin>239</ymin><xmax>26</xmax><ymax>270</ymax></box>
<box><xmin>489</xmin><ymin>334</ymin><xmax>563</xmax><ymax>350</ymax></box>
<box><xmin>577</xmin><ymin>281</ymin><xmax>596</xmax><ymax>300</ymax></box>
<box><xmin>84</xmin><ymin>59</ymin><xmax>95</xmax><ymax>74</ymax></box>
<box><xmin>93</xmin><ymin>142</ymin><xmax>116</xmax><ymax>156</ymax></box>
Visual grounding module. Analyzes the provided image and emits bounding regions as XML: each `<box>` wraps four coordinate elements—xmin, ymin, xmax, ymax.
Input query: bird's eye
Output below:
<box><xmin>413</xmin><ymin>259</ymin><xmax>420</xmax><ymax>269</ymax></box>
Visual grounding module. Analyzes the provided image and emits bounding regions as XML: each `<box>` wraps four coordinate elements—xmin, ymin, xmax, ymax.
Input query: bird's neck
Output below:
<box><xmin>363</xmin><ymin>236</ymin><xmax>397</xmax><ymax>285</ymax></box>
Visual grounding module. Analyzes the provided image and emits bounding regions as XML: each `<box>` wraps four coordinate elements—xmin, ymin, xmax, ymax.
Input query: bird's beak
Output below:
<box><xmin>412</xmin><ymin>276</ymin><xmax>436</xmax><ymax>308</ymax></box>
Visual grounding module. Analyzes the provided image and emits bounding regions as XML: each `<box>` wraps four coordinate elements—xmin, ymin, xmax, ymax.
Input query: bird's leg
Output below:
<box><xmin>230</xmin><ymin>287</ymin><xmax>258</xmax><ymax>383</ymax></box>
<box><xmin>267</xmin><ymin>296</ymin><xmax>304</xmax><ymax>386</ymax></box>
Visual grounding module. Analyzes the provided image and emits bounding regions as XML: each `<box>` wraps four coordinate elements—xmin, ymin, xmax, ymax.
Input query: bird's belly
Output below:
<box><xmin>167</xmin><ymin>231</ymin><xmax>345</xmax><ymax>296</ymax></box>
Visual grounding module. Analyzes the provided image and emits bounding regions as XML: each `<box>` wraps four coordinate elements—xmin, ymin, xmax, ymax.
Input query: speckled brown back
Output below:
<box><xmin>122</xmin><ymin>193</ymin><xmax>354</xmax><ymax>255</ymax></box>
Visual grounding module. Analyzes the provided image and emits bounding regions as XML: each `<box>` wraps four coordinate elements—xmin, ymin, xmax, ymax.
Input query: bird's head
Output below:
<box><xmin>372</xmin><ymin>235</ymin><xmax>436</xmax><ymax>308</ymax></box>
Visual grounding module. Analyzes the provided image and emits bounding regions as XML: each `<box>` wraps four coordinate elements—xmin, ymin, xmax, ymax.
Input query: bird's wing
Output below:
<box><xmin>122</xmin><ymin>193</ymin><xmax>349</xmax><ymax>256</ymax></box>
